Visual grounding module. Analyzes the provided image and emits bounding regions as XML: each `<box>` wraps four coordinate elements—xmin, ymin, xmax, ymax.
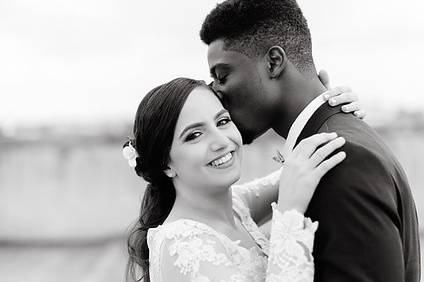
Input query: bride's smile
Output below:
<box><xmin>208</xmin><ymin>150</ymin><xmax>235</xmax><ymax>168</ymax></box>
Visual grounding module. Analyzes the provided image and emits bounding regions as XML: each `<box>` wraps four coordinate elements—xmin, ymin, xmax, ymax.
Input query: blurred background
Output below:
<box><xmin>1</xmin><ymin>0</ymin><xmax>423</xmax><ymax>281</ymax></box>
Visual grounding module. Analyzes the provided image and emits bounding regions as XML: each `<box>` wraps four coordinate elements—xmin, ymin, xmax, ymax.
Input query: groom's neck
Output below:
<box><xmin>273</xmin><ymin>75</ymin><xmax>326</xmax><ymax>138</ymax></box>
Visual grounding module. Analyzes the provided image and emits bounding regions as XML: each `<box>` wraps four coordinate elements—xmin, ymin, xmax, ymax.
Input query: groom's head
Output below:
<box><xmin>200</xmin><ymin>0</ymin><xmax>317</xmax><ymax>143</ymax></box>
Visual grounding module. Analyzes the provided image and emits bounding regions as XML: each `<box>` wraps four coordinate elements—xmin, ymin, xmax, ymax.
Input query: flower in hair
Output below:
<box><xmin>123</xmin><ymin>140</ymin><xmax>139</xmax><ymax>168</ymax></box>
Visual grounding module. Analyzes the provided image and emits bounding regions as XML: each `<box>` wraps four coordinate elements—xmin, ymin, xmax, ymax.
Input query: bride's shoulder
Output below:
<box><xmin>147</xmin><ymin>218</ymin><xmax>220</xmax><ymax>251</ymax></box>
<box><xmin>147</xmin><ymin>219</ymin><xmax>234</xmax><ymax>279</ymax></box>
<box><xmin>148</xmin><ymin>219</ymin><xmax>204</xmax><ymax>240</ymax></box>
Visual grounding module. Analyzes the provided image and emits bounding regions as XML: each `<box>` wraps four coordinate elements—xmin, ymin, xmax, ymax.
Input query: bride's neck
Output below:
<box><xmin>169</xmin><ymin>186</ymin><xmax>236</xmax><ymax>227</ymax></box>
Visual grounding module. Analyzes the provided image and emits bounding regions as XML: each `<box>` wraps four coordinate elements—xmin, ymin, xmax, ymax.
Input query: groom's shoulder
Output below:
<box><xmin>323</xmin><ymin>113</ymin><xmax>389</xmax><ymax>152</ymax></box>
<box><xmin>322</xmin><ymin>113</ymin><xmax>376</xmax><ymax>139</ymax></box>
<box><xmin>320</xmin><ymin>113</ymin><xmax>400</xmax><ymax>174</ymax></box>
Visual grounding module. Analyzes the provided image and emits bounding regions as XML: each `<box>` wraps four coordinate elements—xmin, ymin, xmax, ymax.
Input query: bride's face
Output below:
<box><xmin>167</xmin><ymin>86</ymin><xmax>243</xmax><ymax>193</ymax></box>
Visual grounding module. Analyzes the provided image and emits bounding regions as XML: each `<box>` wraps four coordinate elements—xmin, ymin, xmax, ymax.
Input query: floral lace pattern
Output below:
<box><xmin>147</xmin><ymin>172</ymin><xmax>317</xmax><ymax>282</ymax></box>
<box><xmin>266</xmin><ymin>204</ymin><xmax>318</xmax><ymax>282</ymax></box>
<box><xmin>232</xmin><ymin>168</ymin><xmax>282</xmax><ymax>207</ymax></box>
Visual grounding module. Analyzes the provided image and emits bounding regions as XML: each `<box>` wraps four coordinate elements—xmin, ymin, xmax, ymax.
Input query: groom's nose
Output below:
<box><xmin>209</xmin><ymin>81</ymin><xmax>222</xmax><ymax>92</ymax></box>
<box><xmin>208</xmin><ymin>81</ymin><xmax>224</xmax><ymax>101</ymax></box>
<box><xmin>208</xmin><ymin>81</ymin><xmax>217</xmax><ymax>91</ymax></box>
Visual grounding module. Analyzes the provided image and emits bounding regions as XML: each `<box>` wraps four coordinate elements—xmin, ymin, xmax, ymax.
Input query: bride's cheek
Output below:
<box><xmin>231</xmin><ymin>125</ymin><xmax>243</xmax><ymax>147</ymax></box>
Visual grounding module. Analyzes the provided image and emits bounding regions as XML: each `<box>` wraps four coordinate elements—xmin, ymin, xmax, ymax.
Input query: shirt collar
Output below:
<box><xmin>282</xmin><ymin>92</ymin><xmax>328</xmax><ymax>158</ymax></box>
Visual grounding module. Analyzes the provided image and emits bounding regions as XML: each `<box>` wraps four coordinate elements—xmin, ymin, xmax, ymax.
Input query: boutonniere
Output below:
<box><xmin>272</xmin><ymin>149</ymin><xmax>285</xmax><ymax>165</ymax></box>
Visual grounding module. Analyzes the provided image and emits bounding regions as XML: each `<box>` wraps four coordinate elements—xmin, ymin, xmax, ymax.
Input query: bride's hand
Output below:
<box><xmin>277</xmin><ymin>132</ymin><xmax>346</xmax><ymax>214</ymax></box>
<box><xmin>318</xmin><ymin>69</ymin><xmax>366</xmax><ymax>119</ymax></box>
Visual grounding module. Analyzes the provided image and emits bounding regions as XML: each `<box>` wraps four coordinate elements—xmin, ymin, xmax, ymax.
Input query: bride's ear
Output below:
<box><xmin>265</xmin><ymin>46</ymin><xmax>287</xmax><ymax>79</ymax></box>
<box><xmin>164</xmin><ymin>167</ymin><xmax>176</xmax><ymax>178</ymax></box>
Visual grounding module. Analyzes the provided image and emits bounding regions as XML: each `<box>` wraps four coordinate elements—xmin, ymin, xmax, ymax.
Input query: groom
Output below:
<box><xmin>200</xmin><ymin>0</ymin><xmax>420</xmax><ymax>281</ymax></box>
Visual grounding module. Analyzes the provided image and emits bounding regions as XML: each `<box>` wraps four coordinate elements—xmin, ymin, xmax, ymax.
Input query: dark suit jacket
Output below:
<box><xmin>294</xmin><ymin>103</ymin><xmax>420</xmax><ymax>282</ymax></box>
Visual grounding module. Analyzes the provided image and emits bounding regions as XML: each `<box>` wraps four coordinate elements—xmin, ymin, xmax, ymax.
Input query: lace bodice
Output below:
<box><xmin>147</xmin><ymin>172</ymin><xmax>318</xmax><ymax>282</ymax></box>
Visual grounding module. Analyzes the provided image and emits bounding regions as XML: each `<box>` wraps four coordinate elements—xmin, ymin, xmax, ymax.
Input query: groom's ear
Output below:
<box><xmin>265</xmin><ymin>46</ymin><xmax>287</xmax><ymax>79</ymax></box>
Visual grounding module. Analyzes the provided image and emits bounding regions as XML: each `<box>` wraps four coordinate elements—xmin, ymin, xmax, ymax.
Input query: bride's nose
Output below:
<box><xmin>209</xmin><ymin>129</ymin><xmax>230</xmax><ymax>151</ymax></box>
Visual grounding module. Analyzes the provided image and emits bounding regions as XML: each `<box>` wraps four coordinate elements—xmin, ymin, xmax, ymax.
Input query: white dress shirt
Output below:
<box><xmin>281</xmin><ymin>92</ymin><xmax>329</xmax><ymax>159</ymax></box>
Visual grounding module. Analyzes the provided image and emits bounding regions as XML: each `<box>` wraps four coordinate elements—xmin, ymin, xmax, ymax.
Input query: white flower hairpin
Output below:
<box><xmin>123</xmin><ymin>138</ymin><xmax>139</xmax><ymax>168</ymax></box>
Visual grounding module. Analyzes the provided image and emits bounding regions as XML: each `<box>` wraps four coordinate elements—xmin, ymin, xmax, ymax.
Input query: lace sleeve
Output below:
<box><xmin>265</xmin><ymin>203</ymin><xmax>318</xmax><ymax>282</ymax></box>
<box><xmin>232</xmin><ymin>168</ymin><xmax>282</xmax><ymax>211</ymax></box>
<box><xmin>149</xmin><ymin>223</ymin><xmax>248</xmax><ymax>282</ymax></box>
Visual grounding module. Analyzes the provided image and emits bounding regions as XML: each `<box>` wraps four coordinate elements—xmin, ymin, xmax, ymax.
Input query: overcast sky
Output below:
<box><xmin>1</xmin><ymin>0</ymin><xmax>424</xmax><ymax>128</ymax></box>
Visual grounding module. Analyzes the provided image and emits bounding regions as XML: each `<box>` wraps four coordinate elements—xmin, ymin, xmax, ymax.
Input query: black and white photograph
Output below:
<box><xmin>1</xmin><ymin>0</ymin><xmax>423</xmax><ymax>281</ymax></box>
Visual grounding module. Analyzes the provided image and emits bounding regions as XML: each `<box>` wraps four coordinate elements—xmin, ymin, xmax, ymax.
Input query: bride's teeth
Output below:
<box><xmin>211</xmin><ymin>152</ymin><xmax>232</xmax><ymax>167</ymax></box>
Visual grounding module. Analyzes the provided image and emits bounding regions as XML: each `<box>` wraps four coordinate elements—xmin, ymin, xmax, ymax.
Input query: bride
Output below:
<box><xmin>124</xmin><ymin>77</ymin><xmax>363</xmax><ymax>282</ymax></box>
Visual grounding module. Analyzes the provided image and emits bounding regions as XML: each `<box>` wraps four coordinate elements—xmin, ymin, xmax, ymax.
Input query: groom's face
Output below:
<box><xmin>207</xmin><ymin>39</ymin><xmax>276</xmax><ymax>144</ymax></box>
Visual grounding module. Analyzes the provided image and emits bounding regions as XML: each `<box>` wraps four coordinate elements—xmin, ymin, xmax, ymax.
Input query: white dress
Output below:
<box><xmin>147</xmin><ymin>170</ymin><xmax>318</xmax><ymax>282</ymax></box>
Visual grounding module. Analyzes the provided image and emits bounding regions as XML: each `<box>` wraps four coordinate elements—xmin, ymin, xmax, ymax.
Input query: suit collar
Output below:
<box><xmin>294</xmin><ymin>103</ymin><xmax>343</xmax><ymax>148</ymax></box>
<box><xmin>282</xmin><ymin>93</ymin><xmax>327</xmax><ymax>158</ymax></box>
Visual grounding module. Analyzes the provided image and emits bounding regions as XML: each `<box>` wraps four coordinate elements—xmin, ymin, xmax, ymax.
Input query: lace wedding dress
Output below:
<box><xmin>147</xmin><ymin>170</ymin><xmax>318</xmax><ymax>282</ymax></box>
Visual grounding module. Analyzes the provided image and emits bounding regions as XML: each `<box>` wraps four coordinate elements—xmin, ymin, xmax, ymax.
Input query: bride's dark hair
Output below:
<box><xmin>126</xmin><ymin>77</ymin><xmax>207</xmax><ymax>282</ymax></box>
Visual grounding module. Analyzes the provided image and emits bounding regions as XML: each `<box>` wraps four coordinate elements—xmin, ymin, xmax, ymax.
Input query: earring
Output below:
<box><xmin>166</xmin><ymin>169</ymin><xmax>176</xmax><ymax>178</ymax></box>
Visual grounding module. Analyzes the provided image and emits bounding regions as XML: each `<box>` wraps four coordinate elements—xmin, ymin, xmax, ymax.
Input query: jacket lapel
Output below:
<box><xmin>294</xmin><ymin>103</ymin><xmax>343</xmax><ymax>147</ymax></box>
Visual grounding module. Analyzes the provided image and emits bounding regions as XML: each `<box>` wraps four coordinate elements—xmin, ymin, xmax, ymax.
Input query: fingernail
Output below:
<box><xmin>342</xmin><ymin>105</ymin><xmax>349</xmax><ymax>111</ymax></box>
<box><xmin>330</xmin><ymin>98</ymin><xmax>336</xmax><ymax>105</ymax></box>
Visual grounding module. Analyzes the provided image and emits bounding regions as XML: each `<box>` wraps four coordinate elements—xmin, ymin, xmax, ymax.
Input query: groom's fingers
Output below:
<box><xmin>309</xmin><ymin>137</ymin><xmax>346</xmax><ymax>167</ymax></box>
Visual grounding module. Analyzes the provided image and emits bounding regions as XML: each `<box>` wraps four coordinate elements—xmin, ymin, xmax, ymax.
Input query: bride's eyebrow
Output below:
<box><xmin>179</xmin><ymin>109</ymin><xmax>229</xmax><ymax>139</ymax></box>
<box><xmin>215</xmin><ymin>109</ymin><xmax>229</xmax><ymax>118</ymax></box>
<box><xmin>179</xmin><ymin>122</ymin><xmax>204</xmax><ymax>139</ymax></box>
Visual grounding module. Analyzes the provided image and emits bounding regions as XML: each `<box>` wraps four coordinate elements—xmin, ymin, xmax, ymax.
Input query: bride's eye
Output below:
<box><xmin>185</xmin><ymin>131</ymin><xmax>202</xmax><ymax>142</ymax></box>
<box><xmin>217</xmin><ymin>117</ymin><xmax>232</xmax><ymax>127</ymax></box>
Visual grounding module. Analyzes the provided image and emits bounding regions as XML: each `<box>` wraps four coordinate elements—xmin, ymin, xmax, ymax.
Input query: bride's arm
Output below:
<box><xmin>265</xmin><ymin>133</ymin><xmax>346</xmax><ymax>281</ymax></box>
<box><xmin>232</xmin><ymin>168</ymin><xmax>281</xmax><ymax>224</ymax></box>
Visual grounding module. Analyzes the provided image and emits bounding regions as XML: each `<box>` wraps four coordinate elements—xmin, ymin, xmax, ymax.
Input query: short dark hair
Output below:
<box><xmin>126</xmin><ymin>77</ymin><xmax>207</xmax><ymax>282</ymax></box>
<box><xmin>200</xmin><ymin>0</ymin><xmax>315</xmax><ymax>73</ymax></box>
